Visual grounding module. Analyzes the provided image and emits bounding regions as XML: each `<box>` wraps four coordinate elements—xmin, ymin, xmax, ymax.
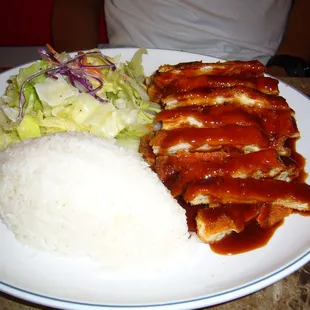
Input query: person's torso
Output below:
<box><xmin>104</xmin><ymin>0</ymin><xmax>292</xmax><ymax>63</ymax></box>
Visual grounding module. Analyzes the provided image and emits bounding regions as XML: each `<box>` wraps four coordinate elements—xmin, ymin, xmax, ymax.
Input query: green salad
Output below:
<box><xmin>0</xmin><ymin>46</ymin><xmax>160</xmax><ymax>150</ymax></box>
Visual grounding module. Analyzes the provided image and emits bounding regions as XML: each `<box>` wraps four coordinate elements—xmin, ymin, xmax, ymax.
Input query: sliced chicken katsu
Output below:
<box><xmin>149</xmin><ymin>75</ymin><xmax>279</xmax><ymax>103</ymax></box>
<box><xmin>155</xmin><ymin>150</ymin><xmax>299</xmax><ymax>197</ymax></box>
<box><xmin>183</xmin><ymin>177</ymin><xmax>310</xmax><ymax>211</ymax></box>
<box><xmin>155</xmin><ymin>105</ymin><xmax>258</xmax><ymax>129</ymax></box>
<box><xmin>164</xmin><ymin>75</ymin><xmax>279</xmax><ymax>96</ymax></box>
<box><xmin>140</xmin><ymin>58</ymin><xmax>309</xmax><ymax>251</ymax></box>
<box><xmin>151</xmin><ymin>60</ymin><xmax>266</xmax><ymax>88</ymax></box>
<box><xmin>157</xmin><ymin>60</ymin><xmax>266</xmax><ymax>74</ymax></box>
<box><xmin>154</xmin><ymin>151</ymin><xmax>234</xmax><ymax>183</ymax></box>
<box><xmin>160</xmin><ymin>86</ymin><xmax>290</xmax><ymax>110</ymax></box>
<box><xmin>149</xmin><ymin>125</ymin><xmax>288</xmax><ymax>156</ymax></box>
<box><xmin>256</xmin><ymin>204</ymin><xmax>293</xmax><ymax>228</ymax></box>
<box><xmin>169</xmin><ymin>75</ymin><xmax>278</xmax><ymax>94</ymax></box>
<box><xmin>154</xmin><ymin>151</ymin><xmax>235</xmax><ymax>192</ymax></box>
<box><xmin>196</xmin><ymin>203</ymin><xmax>291</xmax><ymax>243</ymax></box>
<box><xmin>255</xmin><ymin>109</ymin><xmax>299</xmax><ymax>138</ymax></box>
<box><xmin>196</xmin><ymin>204</ymin><xmax>262</xmax><ymax>243</ymax></box>
<box><xmin>155</xmin><ymin>105</ymin><xmax>299</xmax><ymax>138</ymax></box>
<box><xmin>139</xmin><ymin>132</ymin><xmax>156</xmax><ymax>167</ymax></box>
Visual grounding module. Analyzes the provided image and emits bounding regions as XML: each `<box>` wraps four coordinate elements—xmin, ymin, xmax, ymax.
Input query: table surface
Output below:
<box><xmin>1</xmin><ymin>77</ymin><xmax>310</xmax><ymax>310</ymax></box>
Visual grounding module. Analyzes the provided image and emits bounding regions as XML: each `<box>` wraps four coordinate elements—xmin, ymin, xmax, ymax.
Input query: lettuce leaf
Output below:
<box><xmin>0</xmin><ymin>48</ymin><xmax>159</xmax><ymax>150</ymax></box>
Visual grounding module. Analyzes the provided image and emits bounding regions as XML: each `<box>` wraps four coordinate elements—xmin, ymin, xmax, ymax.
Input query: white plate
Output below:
<box><xmin>0</xmin><ymin>48</ymin><xmax>310</xmax><ymax>310</ymax></box>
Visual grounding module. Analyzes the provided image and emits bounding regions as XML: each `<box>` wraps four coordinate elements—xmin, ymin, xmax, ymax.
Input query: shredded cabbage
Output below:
<box><xmin>0</xmin><ymin>47</ymin><xmax>159</xmax><ymax>150</ymax></box>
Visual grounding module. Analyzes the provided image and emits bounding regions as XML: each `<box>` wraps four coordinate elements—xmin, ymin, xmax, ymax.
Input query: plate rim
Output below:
<box><xmin>1</xmin><ymin>250</ymin><xmax>309</xmax><ymax>309</ymax></box>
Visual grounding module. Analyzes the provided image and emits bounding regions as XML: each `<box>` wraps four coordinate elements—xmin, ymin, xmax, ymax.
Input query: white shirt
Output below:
<box><xmin>104</xmin><ymin>0</ymin><xmax>292</xmax><ymax>64</ymax></box>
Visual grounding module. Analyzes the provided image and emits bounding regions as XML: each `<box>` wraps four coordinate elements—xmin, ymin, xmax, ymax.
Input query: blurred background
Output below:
<box><xmin>0</xmin><ymin>0</ymin><xmax>108</xmax><ymax>68</ymax></box>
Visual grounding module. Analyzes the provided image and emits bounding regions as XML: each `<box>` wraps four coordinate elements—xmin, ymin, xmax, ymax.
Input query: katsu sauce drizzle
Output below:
<box><xmin>285</xmin><ymin>138</ymin><xmax>310</xmax><ymax>217</ymax></box>
<box><xmin>176</xmin><ymin>138</ymin><xmax>309</xmax><ymax>255</ymax></box>
<box><xmin>209</xmin><ymin>220</ymin><xmax>283</xmax><ymax>255</ymax></box>
<box><xmin>180</xmin><ymin>199</ymin><xmax>285</xmax><ymax>255</ymax></box>
<box><xmin>145</xmin><ymin>60</ymin><xmax>310</xmax><ymax>255</ymax></box>
<box><xmin>284</xmin><ymin>138</ymin><xmax>307</xmax><ymax>182</ymax></box>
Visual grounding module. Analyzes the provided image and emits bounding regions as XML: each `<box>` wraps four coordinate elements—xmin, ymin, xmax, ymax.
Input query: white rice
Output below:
<box><xmin>0</xmin><ymin>132</ymin><xmax>190</xmax><ymax>268</ymax></box>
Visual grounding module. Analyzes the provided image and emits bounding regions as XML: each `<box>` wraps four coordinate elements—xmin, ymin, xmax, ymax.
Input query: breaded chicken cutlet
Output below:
<box><xmin>139</xmin><ymin>59</ymin><xmax>309</xmax><ymax>249</ymax></box>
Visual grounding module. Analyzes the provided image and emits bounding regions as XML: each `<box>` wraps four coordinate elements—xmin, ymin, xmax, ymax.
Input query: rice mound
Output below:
<box><xmin>0</xmin><ymin>132</ymin><xmax>190</xmax><ymax>268</ymax></box>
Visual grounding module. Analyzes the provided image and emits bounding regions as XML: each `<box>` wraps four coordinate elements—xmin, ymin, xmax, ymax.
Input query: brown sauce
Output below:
<box><xmin>175</xmin><ymin>138</ymin><xmax>309</xmax><ymax>255</ymax></box>
<box><xmin>284</xmin><ymin>138</ymin><xmax>307</xmax><ymax>182</ymax></box>
<box><xmin>178</xmin><ymin>198</ymin><xmax>202</xmax><ymax>233</ymax></box>
<box><xmin>210</xmin><ymin>220</ymin><xmax>283</xmax><ymax>255</ymax></box>
<box><xmin>198</xmin><ymin>204</ymin><xmax>260</xmax><ymax>232</ymax></box>
<box><xmin>156</xmin><ymin>105</ymin><xmax>259</xmax><ymax>128</ymax></box>
<box><xmin>179</xmin><ymin>198</ymin><xmax>301</xmax><ymax>255</ymax></box>
<box><xmin>156</xmin><ymin>125</ymin><xmax>269</xmax><ymax>150</ymax></box>
<box><xmin>183</xmin><ymin>177</ymin><xmax>310</xmax><ymax>206</ymax></box>
<box><xmin>164</xmin><ymin>76</ymin><xmax>278</xmax><ymax>96</ymax></box>
<box><xmin>294</xmin><ymin>210</ymin><xmax>310</xmax><ymax>217</ymax></box>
